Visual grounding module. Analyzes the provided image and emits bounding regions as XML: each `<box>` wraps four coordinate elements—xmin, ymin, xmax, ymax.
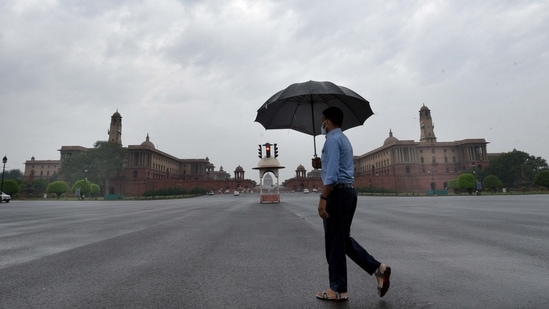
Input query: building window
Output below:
<box><xmin>405</xmin><ymin>166</ymin><xmax>410</xmax><ymax>174</ymax></box>
<box><xmin>432</xmin><ymin>157</ymin><xmax>436</xmax><ymax>163</ymax></box>
<box><xmin>420</xmin><ymin>157</ymin><xmax>424</xmax><ymax>163</ymax></box>
<box><xmin>444</xmin><ymin>157</ymin><xmax>448</xmax><ymax>163</ymax></box>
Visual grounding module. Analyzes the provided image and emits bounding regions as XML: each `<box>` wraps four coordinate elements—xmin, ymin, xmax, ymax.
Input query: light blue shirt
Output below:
<box><xmin>321</xmin><ymin>128</ymin><xmax>354</xmax><ymax>186</ymax></box>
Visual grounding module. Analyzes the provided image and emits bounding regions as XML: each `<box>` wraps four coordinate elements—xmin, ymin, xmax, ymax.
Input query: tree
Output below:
<box><xmin>447</xmin><ymin>179</ymin><xmax>458</xmax><ymax>194</ymax></box>
<box><xmin>59</xmin><ymin>141</ymin><xmax>127</xmax><ymax>195</ymax></box>
<box><xmin>484</xmin><ymin>149</ymin><xmax>548</xmax><ymax>188</ymax></box>
<box><xmin>58</xmin><ymin>152</ymin><xmax>91</xmax><ymax>186</ymax></box>
<box><xmin>534</xmin><ymin>170</ymin><xmax>549</xmax><ymax>189</ymax></box>
<box><xmin>71</xmin><ymin>179</ymin><xmax>92</xmax><ymax>197</ymax></box>
<box><xmin>457</xmin><ymin>173</ymin><xmax>476</xmax><ymax>194</ymax></box>
<box><xmin>483</xmin><ymin>175</ymin><xmax>503</xmax><ymax>193</ymax></box>
<box><xmin>2</xmin><ymin>169</ymin><xmax>23</xmax><ymax>184</ymax></box>
<box><xmin>1</xmin><ymin>180</ymin><xmax>20</xmax><ymax>195</ymax></box>
<box><xmin>47</xmin><ymin>181</ymin><xmax>69</xmax><ymax>199</ymax></box>
<box><xmin>90</xmin><ymin>141</ymin><xmax>127</xmax><ymax>194</ymax></box>
<box><xmin>91</xmin><ymin>184</ymin><xmax>100</xmax><ymax>197</ymax></box>
<box><xmin>31</xmin><ymin>178</ymin><xmax>49</xmax><ymax>197</ymax></box>
<box><xmin>20</xmin><ymin>178</ymin><xmax>49</xmax><ymax>197</ymax></box>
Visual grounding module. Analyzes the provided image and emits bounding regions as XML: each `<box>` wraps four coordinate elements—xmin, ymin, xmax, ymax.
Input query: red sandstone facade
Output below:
<box><xmin>284</xmin><ymin>105</ymin><xmax>490</xmax><ymax>194</ymax></box>
<box><xmin>23</xmin><ymin>111</ymin><xmax>256</xmax><ymax>196</ymax></box>
<box><xmin>24</xmin><ymin>106</ymin><xmax>491</xmax><ymax>196</ymax></box>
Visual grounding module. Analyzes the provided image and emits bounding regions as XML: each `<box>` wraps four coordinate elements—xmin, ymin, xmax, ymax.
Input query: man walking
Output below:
<box><xmin>315</xmin><ymin>106</ymin><xmax>391</xmax><ymax>301</ymax></box>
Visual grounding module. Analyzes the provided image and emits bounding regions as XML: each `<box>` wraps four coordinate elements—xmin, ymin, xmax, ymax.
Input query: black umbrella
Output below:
<box><xmin>255</xmin><ymin>80</ymin><xmax>373</xmax><ymax>157</ymax></box>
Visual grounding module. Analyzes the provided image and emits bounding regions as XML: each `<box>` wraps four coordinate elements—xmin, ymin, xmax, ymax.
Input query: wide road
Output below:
<box><xmin>1</xmin><ymin>194</ymin><xmax>548</xmax><ymax>308</ymax></box>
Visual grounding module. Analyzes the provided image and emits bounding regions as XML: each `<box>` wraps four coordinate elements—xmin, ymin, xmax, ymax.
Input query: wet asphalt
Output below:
<box><xmin>1</xmin><ymin>194</ymin><xmax>548</xmax><ymax>308</ymax></box>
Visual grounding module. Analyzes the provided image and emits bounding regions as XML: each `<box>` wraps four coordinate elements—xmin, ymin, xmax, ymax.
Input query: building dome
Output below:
<box><xmin>256</xmin><ymin>157</ymin><xmax>282</xmax><ymax>168</ymax></box>
<box><xmin>140</xmin><ymin>133</ymin><xmax>155</xmax><ymax>149</ymax></box>
<box><xmin>112</xmin><ymin>109</ymin><xmax>122</xmax><ymax>117</ymax></box>
<box><xmin>296</xmin><ymin>164</ymin><xmax>306</xmax><ymax>171</ymax></box>
<box><xmin>235</xmin><ymin>165</ymin><xmax>244</xmax><ymax>172</ymax></box>
<box><xmin>383</xmin><ymin>129</ymin><xmax>399</xmax><ymax>146</ymax></box>
<box><xmin>420</xmin><ymin>104</ymin><xmax>430</xmax><ymax>111</ymax></box>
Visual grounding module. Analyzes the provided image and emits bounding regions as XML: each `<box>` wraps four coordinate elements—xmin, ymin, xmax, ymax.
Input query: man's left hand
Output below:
<box><xmin>318</xmin><ymin>199</ymin><xmax>329</xmax><ymax>219</ymax></box>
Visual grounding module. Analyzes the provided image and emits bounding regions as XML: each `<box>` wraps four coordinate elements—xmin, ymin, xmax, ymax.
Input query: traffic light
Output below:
<box><xmin>274</xmin><ymin>143</ymin><xmax>279</xmax><ymax>158</ymax></box>
<box><xmin>258</xmin><ymin>145</ymin><xmax>262</xmax><ymax>158</ymax></box>
<box><xmin>265</xmin><ymin>143</ymin><xmax>271</xmax><ymax>158</ymax></box>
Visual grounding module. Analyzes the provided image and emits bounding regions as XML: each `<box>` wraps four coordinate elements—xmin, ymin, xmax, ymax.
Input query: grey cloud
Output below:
<box><xmin>1</xmin><ymin>0</ymin><xmax>548</xmax><ymax>181</ymax></box>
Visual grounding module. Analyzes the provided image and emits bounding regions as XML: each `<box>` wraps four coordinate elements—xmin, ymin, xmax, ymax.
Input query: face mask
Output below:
<box><xmin>320</xmin><ymin>121</ymin><xmax>327</xmax><ymax>135</ymax></box>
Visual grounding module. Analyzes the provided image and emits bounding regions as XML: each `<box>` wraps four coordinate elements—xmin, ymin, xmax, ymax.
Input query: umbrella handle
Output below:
<box><xmin>312</xmin><ymin>129</ymin><xmax>321</xmax><ymax>169</ymax></box>
<box><xmin>312</xmin><ymin>155</ymin><xmax>321</xmax><ymax>169</ymax></box>
<box><xmin>313</xmin><ymin>135</ymin><xmax>317</xmax><ymax>157</ymax></box>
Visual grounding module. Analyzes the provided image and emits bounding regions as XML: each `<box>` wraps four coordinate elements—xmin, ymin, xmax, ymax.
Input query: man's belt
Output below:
<box><xmin>334</xmin><ymin>183</ymin><xmax>354</xmax><ymax>189</ymax></box>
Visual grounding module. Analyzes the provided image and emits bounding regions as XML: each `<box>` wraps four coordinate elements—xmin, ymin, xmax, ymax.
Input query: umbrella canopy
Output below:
<box><xmin>255</xmin><ymin>80</ymin><xmax>373</xmax><ymax>155</ymax></box>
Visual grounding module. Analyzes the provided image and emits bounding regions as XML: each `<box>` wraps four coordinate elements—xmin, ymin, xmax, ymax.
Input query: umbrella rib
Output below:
<box><xmin>310</xmin><ymin>94</ymin><xmax>317</xmax><ymax>156</ymax></box>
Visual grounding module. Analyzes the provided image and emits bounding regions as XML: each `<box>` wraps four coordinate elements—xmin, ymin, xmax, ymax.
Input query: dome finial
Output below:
<box><xmin>383</xmin><ymin>129</ymin><xmax>399</xmax><ymax>146</ymax></box>
<box><xmin>140</xmin><ymin>133</ymin><xmax>155</xmax><ymax>148</ymax></box>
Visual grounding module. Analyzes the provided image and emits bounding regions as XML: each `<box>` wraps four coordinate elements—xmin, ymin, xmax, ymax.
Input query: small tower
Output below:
<box><xmin>234</xmin><ymin>165</ymin><xmax>245</xmax><ymax>180</ymax></box>
<box><xmin>419</xmin><ymin>104</ymin><xmax>436</xmax><ymax>143</ymax></box>
<box><xmin>108</xmin><ymin>110</ymin><xmax>123</xmax><ymax>145</ymax></box>
<box><xmin>296</xmin><ymin>164</ymin><xmax>307</xmax><ymax>179</ymax></box>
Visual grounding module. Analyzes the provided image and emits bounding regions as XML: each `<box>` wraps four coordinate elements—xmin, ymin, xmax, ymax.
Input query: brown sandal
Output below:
<box><xmin>375</xmin><ymin>264</ymin><xmax>391</xmax><ymax>297</ymax></box>
<box><xmin>316</xmin><ymin>290</ymin><xmax>349</xmax><ymax>301</ymax></box>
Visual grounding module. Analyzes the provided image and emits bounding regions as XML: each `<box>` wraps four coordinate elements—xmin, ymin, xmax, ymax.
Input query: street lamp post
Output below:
<box><xmin>377</xmin><ymin>172</ymin><xmax>384</xmax><ymax>196</ymax></box>
<box><xmin>369</xmin><ymin>175</ymin><xmax>372</xmax><ymax>196</ymax></box>
<box><xmin>472</xmin><ymin>162</ymin><xmax>475</xmax><ymax>180</ymax></box>
<box><xmin>427</xmin><ymin>170</ymin><xmax>435</xmax><ymax>195</ymax></box>
<box><xmin>472</xmin><ymin>162</ymin><xmax>478</xmax><ymax>195</ymax></box>
<box><xmin>381</xmin><ymin>172</ymin><xmax>384</xmax><ymax>196</ymax></box>
<box><xmin>1</xmin><ymin>156</ymin><xmax>6</xmax><ymax>195</ymax></box>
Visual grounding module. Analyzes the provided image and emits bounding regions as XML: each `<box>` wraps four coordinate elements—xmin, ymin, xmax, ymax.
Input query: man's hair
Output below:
<box><xmin>322</xmin><ymin>106</ymin><xmax>344</xmax><ymax>127</ymax></box>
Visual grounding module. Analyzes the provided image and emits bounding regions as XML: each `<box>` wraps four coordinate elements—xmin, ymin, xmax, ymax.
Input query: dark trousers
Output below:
<box><xmin>323</xmin><ymin>187</ymin><xmax>381</xmax><ymax>293</ymax></box>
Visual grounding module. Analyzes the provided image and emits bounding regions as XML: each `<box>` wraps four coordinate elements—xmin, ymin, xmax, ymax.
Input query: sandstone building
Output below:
<box><xmin>284</xmin><ymin>104</ymin><xmax>490</xmax><ymax>194</ymax></box>
<box><xmin>353</xmin><ymin>104</ymin><xmax>489</xmax><ymax>193</ymax></box>
<box><xmin>23</xmin><ymin>111</ymin><xmax>255</xmax><ymax>196</ymax></box>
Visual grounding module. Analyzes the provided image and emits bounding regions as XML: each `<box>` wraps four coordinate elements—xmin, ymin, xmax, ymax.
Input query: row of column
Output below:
<box><xmin>393</xmin><ymin>147</ymin><xmax>416</xmax><ymax>163</ymax></box>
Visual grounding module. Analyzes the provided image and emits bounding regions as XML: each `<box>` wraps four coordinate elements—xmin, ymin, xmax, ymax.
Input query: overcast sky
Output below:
<box><xmin>1</xmin><ymin>0</ymin><xmax>548</xmax><ymax>182</ymax></box>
